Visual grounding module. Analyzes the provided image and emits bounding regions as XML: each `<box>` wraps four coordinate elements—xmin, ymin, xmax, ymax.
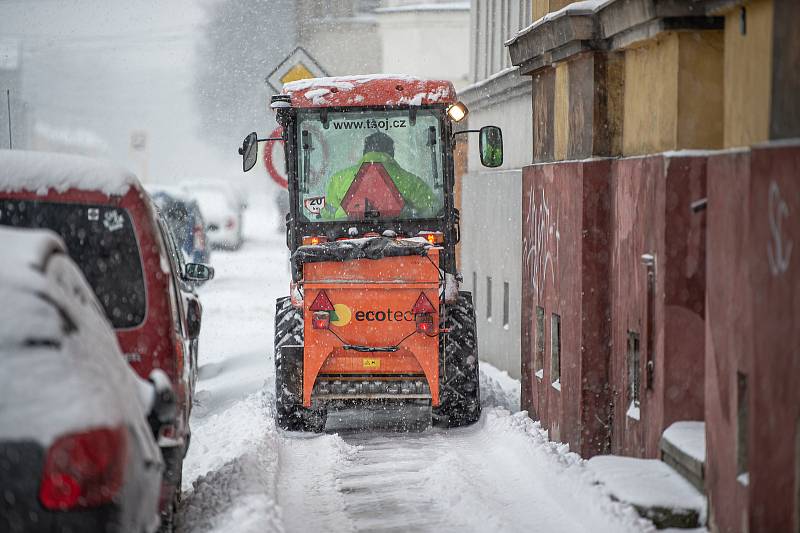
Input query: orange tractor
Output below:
<box><xmin>239</xmin><ymin>75</ymin><xmax>503</xmax><ymax>430</ymax></box>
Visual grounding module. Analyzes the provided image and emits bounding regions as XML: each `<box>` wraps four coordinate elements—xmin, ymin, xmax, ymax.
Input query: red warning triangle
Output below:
<box><xmin>341</xmin><ymin>162</ymin><xmax>405</xmax><ymax>218</ymax></box>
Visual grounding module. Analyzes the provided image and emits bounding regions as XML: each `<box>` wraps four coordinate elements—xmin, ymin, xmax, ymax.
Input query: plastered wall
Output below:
<box><xmin>622</xmin><ymin>31</ymin><xmax>724</xmax><ymax>156</ymax></box>
<box><xmin>723</xmin><ymin>0</ymin><xmax>773</xmax><ymax>148</ymax></box>
<box><xmin>460</xmin><ymin>168</ymin><xmax>522</xmax><ymax>379</ymax></box>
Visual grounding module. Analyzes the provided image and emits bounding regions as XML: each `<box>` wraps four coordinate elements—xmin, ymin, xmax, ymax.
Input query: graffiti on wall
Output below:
<box><xmin>767</xmin><ymin>180</ymin><xmax>792</xmax><ymax>276</ymax></box>
<box><xmin>524</xmin><ymin>187</ymin><xmax>560</xmax><ymax>300</ymax></box>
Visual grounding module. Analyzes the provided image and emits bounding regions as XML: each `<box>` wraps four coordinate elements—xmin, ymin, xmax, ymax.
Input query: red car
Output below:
<box><xmin>0</xmin><ymin>150</ymin><xmax>213</xmax><ymax>530</ymax></box>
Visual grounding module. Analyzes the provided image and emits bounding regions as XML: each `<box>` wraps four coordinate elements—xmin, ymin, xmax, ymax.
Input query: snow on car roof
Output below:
<box><xmin>282</xmin><ymin>75</ymin><xmax>457</xmax><ymax>108</ymax></box>
<box><xmin>0</xmin><ymin>149</ymin><xmax>139</xmax><ymax>196</ymax></box>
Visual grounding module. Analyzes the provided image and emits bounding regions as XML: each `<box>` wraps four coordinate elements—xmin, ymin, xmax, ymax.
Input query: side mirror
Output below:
<box><xmin>146</xmin><ymin>369</ymin><xmax>177</xmax><ymax>439</ymax></box>
<box><xmin>186</xmin><ymin>297</ymin><xmax>202</xmax><ymax>340</ymax></box>
<box><xmin>185</xmin><ymin>262</ymin><xmax>214</xmax><ymax>282</ymax></box>
<box><xmin>479</xmin><ymin>125</ymin><xmax>504</xmax><ymax>168</ymax></box>
<box><xmin>238</xmin><ymin>132</ymin><xmax>259</xmax><ymax>172</ymax></box>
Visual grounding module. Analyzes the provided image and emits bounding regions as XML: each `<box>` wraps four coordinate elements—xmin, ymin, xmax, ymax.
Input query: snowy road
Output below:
<box><xmin>177</xmin><ymin>191</ymin><xmax>653</xmax><ymax>533</ymax></box>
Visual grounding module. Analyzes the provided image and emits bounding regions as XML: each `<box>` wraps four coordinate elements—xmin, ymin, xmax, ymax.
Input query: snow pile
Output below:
<box><xmin>0</xmin><ymin>149</ymin><xmax>138</xmax><ymax>196</ymax></box>
<box><xmin>480</xmin><ymin>361</ymin><xmax>520</xmax><ymax>412</ymax></box>
<box><xmin>482</xmin><ymin>410</ymin><xmax>656</xmax><ymax>532</ymax></box>
<box><xmin>179</xmin><ymin>391</ymin><xmax>282</xmax><ymax>533</ymax></box>
<box><xmin>662</xmin><ymin>421</ymin><xmax>706</xmax><ymax>463</ymax></box>
<box><xmin>178</xmin><ymin>198</ymin><xmax>287</xmax><ymax>531</ymax></box>
<box><xmin>588</xmin><ymin>455</ymin><xmax>706</xmax><ymax>526</ymax></box>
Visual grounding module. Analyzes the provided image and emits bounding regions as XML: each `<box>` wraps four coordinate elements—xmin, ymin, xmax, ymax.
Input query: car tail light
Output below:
<box><xmin>158</xmin><ymin>423</ymin><xmax>177</xmax><ymax>440</ymax></box>
<box><xmin>309</xmin><ymin>290</ymin><xmax>335</xmax><ymax>312</ymax></box>
<box><xmin>225</xmin><ymin>217</ymin><xmax>236</xmax><ymax>230</ymax></box>
<box><xmin>39</xmin><ymin>427</ymin><xmax>127</xmax><ymax>510</ymax></box>
<box><xmin>418</xmin><ymin>231</ymin><xmax>444</xmax><ymax>244</ymax></box>
<box><xmin>302</xmin><ymin>235</ymin><xmax>329</xmax><ymax>245</ymax></box>
<box><xmin>312</xmin><ymin>311</ymin><xmax>331</xmax><ymax>330</ymax></box>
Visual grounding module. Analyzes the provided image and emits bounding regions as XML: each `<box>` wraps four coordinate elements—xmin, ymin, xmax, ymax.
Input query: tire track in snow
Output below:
<box><xmin>276</xmin><ymin>406</ymin><xmax>651</xmax><ymax>533</ymax></box>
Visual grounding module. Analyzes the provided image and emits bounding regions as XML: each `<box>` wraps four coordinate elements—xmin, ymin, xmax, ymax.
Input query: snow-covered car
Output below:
<box><xmin>0</xmin><ymin>227</ymin><xmax>176</xmax><ymax>533</ymax></box>
<box><xmin>146</xmin><ymin>184</ymin><xmax>211</xmax><ymax>265</ymax></box>
<box><xmin>180</xmin><ymin>179</ymin><xmax>244</xmax><ymax>250</ymax></box>
<box><xmin>0</xmin><ymin>150</ymin><xmax>213</xmax><ymax>530</ymax></box>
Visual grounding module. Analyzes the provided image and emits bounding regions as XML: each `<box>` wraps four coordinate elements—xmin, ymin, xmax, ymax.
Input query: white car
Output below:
<box><xmin>181</xmin><ymin>180</ymin><xmax>244</xmax><ymax>250</ymax></box>
<box><xmin>0</xmin><ymin>227</ymin><xmax>175</xmax><ymax>533</ymax></box>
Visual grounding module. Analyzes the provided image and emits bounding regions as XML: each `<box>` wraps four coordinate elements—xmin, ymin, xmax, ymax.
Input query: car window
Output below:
<box><xmin>0</xmin><ymin>199</ymin><xmax>147</xmax><ymax>328</ymax></box>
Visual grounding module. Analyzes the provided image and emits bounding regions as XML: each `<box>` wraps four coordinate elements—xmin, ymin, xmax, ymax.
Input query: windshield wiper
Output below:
<box><xmin>301</xmin><ymin>130</ymin><xmax>312</xmax><ymax>193</ymax></box>
<box><xmin>427</xmin><ymin>126</ymin><xmax>441</xmax><ymax>189</ymax></box>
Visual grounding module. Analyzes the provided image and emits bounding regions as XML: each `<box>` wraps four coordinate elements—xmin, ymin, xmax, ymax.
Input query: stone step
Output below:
<box><xmin>661</xmin><ymin>421</ymin><xmax>706</xmax><ymax>494</ymax></box>
<box><xmin>587</xmin><ymin>455</ymin><xmax>706</xmax><ymax>529</ymax></box>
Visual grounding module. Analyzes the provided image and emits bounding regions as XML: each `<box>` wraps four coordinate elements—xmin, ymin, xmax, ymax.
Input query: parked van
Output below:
<box><xmin>0</xmin><ymin>150</ymin><xmax>213</xmax><ymax>529</ymax></box>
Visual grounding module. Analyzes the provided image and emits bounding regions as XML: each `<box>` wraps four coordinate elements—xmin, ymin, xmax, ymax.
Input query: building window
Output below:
<box><xmin>737</xmin><ymin>372</ymin><xmax>749</xmax><ymax>481</ymax></box>
<box><xmin>534</xmin><ymin>306</ymin><xmax>545</xmax><ymax>377</ymax></box>
<box><xmin>486</xmin><ymin>276</ymin><xmax>492</xmax><ymax>321</ymax></box>
<box><xmin>502</xmin><ymin>281</ymin><xmax>510</xmax><ymax>328</ymax></box>
<box><xmin>628</xmin><ymin>331</ymin><xmax>641</xmax><ymax>414</ymax></box>
<box><xmin>551</xmin><ymin>313</ymin><xmax>561</xmax><ymax>386</ymax></box>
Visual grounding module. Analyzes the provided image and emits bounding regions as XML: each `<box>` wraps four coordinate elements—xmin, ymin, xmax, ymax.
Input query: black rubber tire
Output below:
<box><xmin>433</xmin><ymin>291</ymin><xmax>481</xmax><ymax>427</ymax></box>
<box><xmin>274</xmin><ymin>297</ymin><xmax>326</xmax><ymax>432</ymax></box>
<box><xmin>274</xmin><ymin>297</ymin><xmax>305</xmax><ymax>431</ymax></box>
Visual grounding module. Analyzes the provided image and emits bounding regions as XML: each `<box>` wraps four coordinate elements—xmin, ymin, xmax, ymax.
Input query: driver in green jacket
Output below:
<box><xmin>323</xmin><ymin>131</ymin><xmax>440</xmax><ymax>220</ymax></box>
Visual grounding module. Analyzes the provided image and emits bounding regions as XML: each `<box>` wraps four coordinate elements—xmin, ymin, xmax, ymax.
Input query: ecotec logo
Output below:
<box><xmin>354</xmin><ymin>309</ymin><xmax>415</xmax><ymax>322</ymax></box>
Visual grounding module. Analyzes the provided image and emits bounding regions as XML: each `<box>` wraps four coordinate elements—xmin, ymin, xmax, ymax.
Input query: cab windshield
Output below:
<box><xmin>296</xmin><ymin>108</ymin><xmax>445</xmax><ymax>222</ymax></box>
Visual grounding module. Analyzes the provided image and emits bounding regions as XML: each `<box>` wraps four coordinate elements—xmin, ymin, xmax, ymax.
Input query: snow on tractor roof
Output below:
<box><xmin>0</xmin><ymin>149</ymin><xmax>139</xmax><ymax>196</ymax></box>
<box><xmin>282</xmin><ymin>74</ymin><xmax>457</xmax><ymax>108</ymax></box>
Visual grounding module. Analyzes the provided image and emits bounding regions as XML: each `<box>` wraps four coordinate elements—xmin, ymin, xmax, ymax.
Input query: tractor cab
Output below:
<box><xmin>239</xmin><ymin>75</ymin><xmax>503</xmax><ymax>431</ymax></box>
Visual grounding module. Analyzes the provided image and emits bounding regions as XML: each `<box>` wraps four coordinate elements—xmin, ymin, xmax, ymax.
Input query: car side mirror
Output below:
<box><xmin>186</xmin><ymin>298</ymin><xmax>202</xmax><ymax>340</ymax></box>
<box><xmin>146</xmin><ymin>369</ymin><xmax>177</xmax><ymax>438</ymax></box>
<box><xmin>479</xmin><ymin>125</ymin><xmax>503</xmax><ymax>168</ymax></box>
<box><xmin>239</xmin><ymin>132</ymin><xmax>259</xmax><ymax>172</ymax></box>
<box><xmin>185</xmin><ymin>262</ymin><xmax>214</xmax><ymax>282</ymax></box>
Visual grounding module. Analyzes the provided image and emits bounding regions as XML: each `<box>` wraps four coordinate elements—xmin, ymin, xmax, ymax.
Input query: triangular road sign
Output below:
<box><xmin>267</xmin><ymin>47</ymin><xmax>328</xmax><ymax>93</ymax></box>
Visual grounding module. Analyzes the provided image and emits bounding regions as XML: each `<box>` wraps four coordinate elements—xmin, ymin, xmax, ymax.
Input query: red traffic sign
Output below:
<box><xmin>263</xmin><ymin>126</ymin><xmax>287</xmax><ymax>189</ymax></box>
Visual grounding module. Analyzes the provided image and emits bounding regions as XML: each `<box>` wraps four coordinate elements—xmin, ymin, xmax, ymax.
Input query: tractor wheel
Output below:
<box><xmin>274</xmin><ymin>297</ymin><xmax>326</xmax><ymax>432</ymax></box>
<box><xmin>433</xmin><ymin>291</ymin><xmax>481</xmax><ymax>428</ymax></box>
<box><xmin>274</xmin><ymin>297</ymin><xmax>306</xmax><ymax>431</ymax></box>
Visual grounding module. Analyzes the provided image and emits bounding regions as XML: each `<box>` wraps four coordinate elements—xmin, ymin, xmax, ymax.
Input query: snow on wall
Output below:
<box><xmin>506</xmin><ymin>0</ymin><xmax>613</xmax><ymax>46</ymax></box>
<box><xmin>0</xmin><ymin>149</ymin><xmax>138</xmax><ymax>196</ymax></box>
